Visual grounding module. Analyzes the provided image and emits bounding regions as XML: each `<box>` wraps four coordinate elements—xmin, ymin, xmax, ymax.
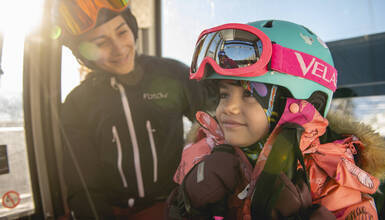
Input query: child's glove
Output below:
<box><xmin>184</xmin><ymin>144</ymin><xmax>240</xmax><ymax>210</ymax></box>
<box><xmin>272</xmin><ymin>172</ymin><xmax>335</xmax><ymax>219</ymax></box>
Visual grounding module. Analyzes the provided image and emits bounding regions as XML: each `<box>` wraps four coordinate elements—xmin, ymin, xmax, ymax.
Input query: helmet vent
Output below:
<box><xmin>263</xmin><ymin>20</ymin><xmax>274</xmax><ymax>28</ymax></box>
<box><xmin>303</xmin><ymin>26</ymin><xmax>315</xmax><ymax>35</ymax></box>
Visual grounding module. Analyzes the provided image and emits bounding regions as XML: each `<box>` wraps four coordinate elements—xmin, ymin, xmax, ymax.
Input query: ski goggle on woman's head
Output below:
<box><xmin>59</xmin><ymin>0</ymin><xmax>129</xmax><ymax>35</ymax></box>
<box><xmin>190</xmin><ymin>23</ymin><xmax>337</xmax><ymax>92</ymax></box>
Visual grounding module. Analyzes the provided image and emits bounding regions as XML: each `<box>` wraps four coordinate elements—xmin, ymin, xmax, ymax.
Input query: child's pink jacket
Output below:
<box><xmin>174</xmin><ymin>98</ymin><xmax>385</xmax><ymax>219</ymax></box>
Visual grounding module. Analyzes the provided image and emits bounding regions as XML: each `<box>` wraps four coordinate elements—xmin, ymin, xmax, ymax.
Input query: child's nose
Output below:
<box><xmin>224</xmin><ymin>98</ymin><xmax>241</xmax><ymax>115</ymax></box>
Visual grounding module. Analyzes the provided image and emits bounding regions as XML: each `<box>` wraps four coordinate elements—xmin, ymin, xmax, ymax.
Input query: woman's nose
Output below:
<box><xmin>111</xmin><ymin>40</ymin><xmax>124</xmax><ymax>56</ymax></box>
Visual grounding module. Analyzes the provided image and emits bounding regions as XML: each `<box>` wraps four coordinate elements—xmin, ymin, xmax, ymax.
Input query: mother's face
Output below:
<box><xmin>80</xmin><ymin>15</ymin><xmax>135</xmax><ymax>75</ymax></box>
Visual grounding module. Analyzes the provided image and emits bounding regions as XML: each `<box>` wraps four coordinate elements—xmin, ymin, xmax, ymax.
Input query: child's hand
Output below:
<box><xmin>272</xmin><ymin>172</ymin><xmax>335</xmax><ymax>219</ymax></box>
<box><xmin>184</xmin><ymin>144</ymin><xmax>240</xmax><ymax>209</ymax></box>
<box><xmin>272</xmin><ymin>172</ymin><xmax>312</xmax><ymax>217</ymax></box>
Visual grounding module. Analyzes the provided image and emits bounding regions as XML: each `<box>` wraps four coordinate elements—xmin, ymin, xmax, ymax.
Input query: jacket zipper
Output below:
<box><xmin>111</xmin><ymin>78</ymin><xmax>145</xmax><ymax>198</ymax></box>
<box><xmin>112</xmin><ymin>126</ymin><xmax>128</xmax><ymax>188</ymax></box>
<box><xmin>146</xmin><ymin>120</ymin><xmax>158</xmax><ymax>182</ymax></box>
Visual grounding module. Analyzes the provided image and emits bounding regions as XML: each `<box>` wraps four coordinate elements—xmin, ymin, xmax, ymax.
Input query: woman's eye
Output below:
<box><xmin>219</xmin><ymin>92</ymin><xmax>228</xmax><ymax>99</ymax></box>
<box><xmin>96</xmin><ymin>41</ymin><xmax>107</xmax><ymax>47</ymax></box>
<box><xmin>119</xmin><ymin>30</ymin><xmax>128</xmax><ymax>36</ymax></box>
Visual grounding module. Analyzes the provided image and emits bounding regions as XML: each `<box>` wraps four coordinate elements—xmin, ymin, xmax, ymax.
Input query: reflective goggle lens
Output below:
<box><xmin>59</xmin><ymin>0</ymin><xmax>129</xmax><ymax>35</ymax></box>
<box><xmin>191</xmin><ymin>29</ymin><xmax>263</xmax><ymax>73</ymax></box>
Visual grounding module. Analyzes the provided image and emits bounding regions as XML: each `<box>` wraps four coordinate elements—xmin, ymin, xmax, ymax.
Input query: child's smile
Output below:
<box><xmin>221</xmin><ymin>117</ymin><xmax>247</xmax><ymax>128</ymax></box>
<box><xmin>216</xmin><ymin>80</ymin><xmax>269</xmax><ymax>147</ymax></box>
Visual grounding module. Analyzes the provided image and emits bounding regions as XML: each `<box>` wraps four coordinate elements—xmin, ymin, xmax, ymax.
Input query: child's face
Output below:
<box><xmin>216</xmin><ymin>80</ymin><xmax>269</xmax><ymax>147</ymax></box>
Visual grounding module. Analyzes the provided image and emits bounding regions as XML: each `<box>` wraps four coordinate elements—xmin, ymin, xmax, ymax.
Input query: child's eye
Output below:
<box><xmin>219</xmin><ymin>92</ymin><xmax>228</xmax><ymax>99</ymax></box>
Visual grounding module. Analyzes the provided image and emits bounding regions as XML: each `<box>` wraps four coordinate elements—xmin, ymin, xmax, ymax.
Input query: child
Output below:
<box><xmin>166</xmin><ymin>20</ymin><xmax>385</xmax><ymax>219</ymax></box>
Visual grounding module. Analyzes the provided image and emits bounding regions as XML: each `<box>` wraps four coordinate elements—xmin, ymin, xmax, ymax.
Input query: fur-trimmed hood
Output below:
<box><xmin>327</xmin><ymin>111</ymin><xmax>385</xmax><ymax>181</ymax></box>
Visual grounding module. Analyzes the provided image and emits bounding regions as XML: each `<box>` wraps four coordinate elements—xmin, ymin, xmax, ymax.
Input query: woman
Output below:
<box><xmin>58</xmin><ymin>1</ymin><xmax>213</xmax><ymax>219</ymax></box>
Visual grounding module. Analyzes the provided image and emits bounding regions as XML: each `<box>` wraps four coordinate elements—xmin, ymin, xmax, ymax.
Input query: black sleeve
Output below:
<box><xmin>178</xmin><ymin>62</ymin><xmax>217</xmax><ymax>121</ymax></box>
<box><xmin>61</xmin><ymin>89</ymin><xmax>115</xmax><ymax>219</ymax></box>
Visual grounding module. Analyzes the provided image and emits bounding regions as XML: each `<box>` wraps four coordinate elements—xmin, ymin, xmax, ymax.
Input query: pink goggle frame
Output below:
<box><xmin>190</xmin><ymin>23</ymin><xmax>337</xmax><ymax>92</ymax></box>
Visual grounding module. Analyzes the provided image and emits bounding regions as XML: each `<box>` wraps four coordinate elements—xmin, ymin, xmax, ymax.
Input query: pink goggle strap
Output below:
<box><xmin>270</xmin><ymin>44</ymin><xmax>337</xmax><ymax>92</ymax></box>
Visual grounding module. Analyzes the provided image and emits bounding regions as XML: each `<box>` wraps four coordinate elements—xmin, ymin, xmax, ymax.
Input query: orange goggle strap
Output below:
<box><xmin>59</xmin><ymin>0</ymin><xmax>129</xmax><ymax>35</ymax></box>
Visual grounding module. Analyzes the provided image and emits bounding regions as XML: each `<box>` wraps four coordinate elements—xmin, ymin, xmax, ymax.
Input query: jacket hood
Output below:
<box><xmin>327</xmin><ymin>111</ymin><xmax>385</xmax><ymax>181</ymax></box>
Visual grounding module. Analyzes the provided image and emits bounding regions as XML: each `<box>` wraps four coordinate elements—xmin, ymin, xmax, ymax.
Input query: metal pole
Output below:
<box><xmin>0</xmin><ymin>33</ymin><xmax>4</xmax><ymax>83</ymax></box>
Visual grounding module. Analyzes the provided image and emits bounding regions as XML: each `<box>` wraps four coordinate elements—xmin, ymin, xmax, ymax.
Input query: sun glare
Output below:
<box><xmin>0</xmin><ymin>0</ymin><xmax>44</xmax><ymax>93</ymax></box>
<box><xmin>0</xmin><ymin>0</ymin><xmax>45</xmax><ymax>35</ymax></box>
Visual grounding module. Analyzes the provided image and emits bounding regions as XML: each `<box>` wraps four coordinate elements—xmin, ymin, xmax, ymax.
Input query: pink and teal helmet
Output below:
<box><xmin>190</xmin><ymin>20</ymin><xmax>338</xmax><ymax>116</ymax></box>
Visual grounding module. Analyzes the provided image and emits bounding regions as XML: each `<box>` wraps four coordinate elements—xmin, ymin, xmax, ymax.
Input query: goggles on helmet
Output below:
<box><xmin>190</xmin><ymin>23</ymin><xmax>337</xmax><ymax>92</ymax></box>
<box><xmin>59</xmin><ymin>0</ymin><xmax>129</xmax><ymax>35</ymax></box>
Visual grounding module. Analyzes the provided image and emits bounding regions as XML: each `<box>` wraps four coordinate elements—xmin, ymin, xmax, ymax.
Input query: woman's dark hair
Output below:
<box><xmin>95</xmin><ymin>7</ymin><xmax>138</xmax><ymax>40</ymax></box>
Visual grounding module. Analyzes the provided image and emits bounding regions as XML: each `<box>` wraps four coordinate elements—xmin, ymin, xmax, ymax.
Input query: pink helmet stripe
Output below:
<box><xmin>270</xmin><ymin>44</ymin><xmax>337</xmax><ymax>92</ymax></box>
